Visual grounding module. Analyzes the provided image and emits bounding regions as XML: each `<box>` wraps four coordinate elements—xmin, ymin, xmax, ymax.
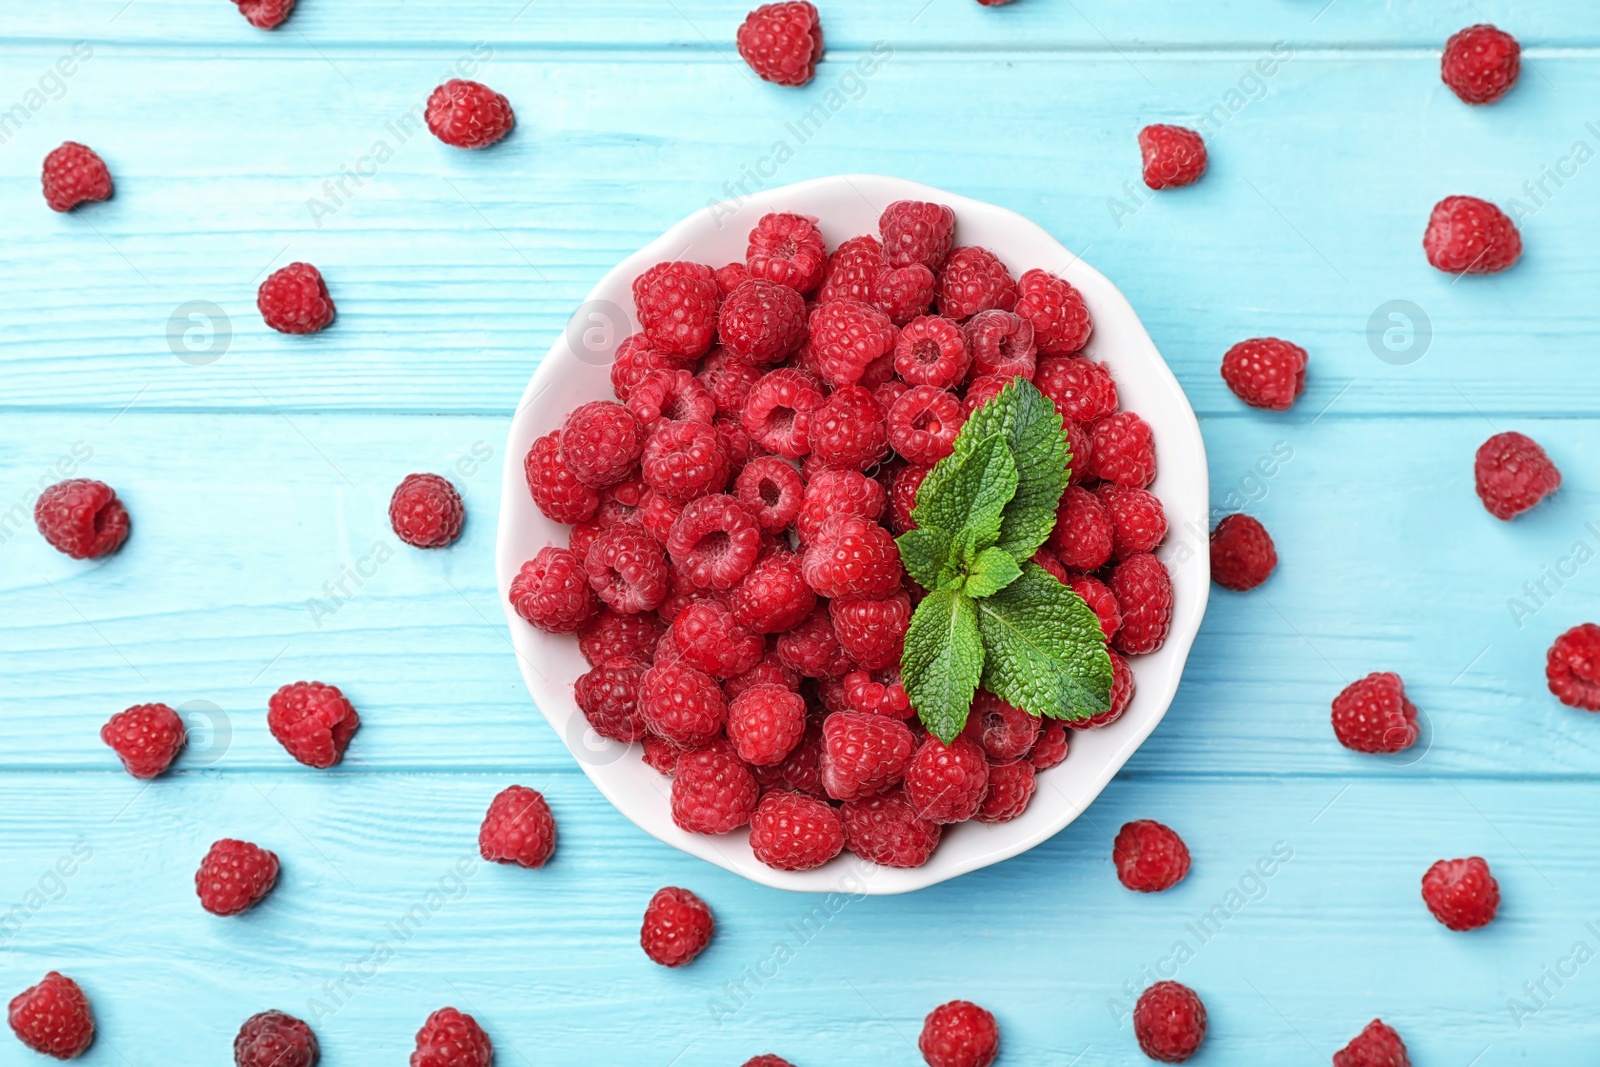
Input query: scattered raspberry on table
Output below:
<box><xmin>268</xmin><ymin>681</ymin><xmax>360</xmax><ymax>768</ymax></box>
<box><xmin>1423</xmin><ymin>196</ymin><xmax>1521</xmax><ymax>274</ymax></box>
<box><xmin>41</xmin><ymin>141</ymin><xmax>112</xmax><ymax>213</ymax></box>
<box><xmin>234</xmin><ymin>1011</ymin><xmax>318</xmax><ymax>1067</ymax></box>
<box><xmin>918</xmin><ymin>1000</ymin><xmax>999</xmax><ymax>1067</ymax></box>
<box><xmin>1547</xmin><ymin>623</ymin><xmax>1600</xmax><ymax>711</ymax></box>
<box><xmin>196</xmin><ymin>838</ymin><xmax>280</xmax><ymax>916</ymax></box>
<box><xmin>1113</xmin><ymin>819</ymin><xmax>1191</xmax><ymax>892</ymax></box>
<box><xmin>1138</xmin><ymin>125</ymin><xmax>1207</xmax><ymax>190</ymax></box>
<box><xmin>101</xmin><ymin>702</ymin><xmax>187</xmax><ymax>779</ymax></box>
<box><xmin>1333</xmin><ymin>1019</ymin><xmax>1410</xmax><ymax>1067</ymax></box>
<box><xmin>1474</xmin><ymin>431</ymin><xmax>1560</xmax><ymax>520</ymax></box>
<box><xmin>478</xmin><ymin>785</ymin><xmax>558</xmax><ymax>869</ymax></box>
<box><xmin>411</xmin><ymin>1007</ymin><xmax>493</xmax><ymax>1067</ymax></box>
<box><xmin>257</xmin><ymin>262</ymin><xmax>336</xmax><ymax>334</ymax></box>
<box><xmin>232</xmin><ymin>0</ymin><xmax>295</xmax><ymax>29</ymax></box>
<box><xmin>1331</xmin><ymin>672</ymin><xmax>1419</xmax><ymax>754</ymax></box>
<box><xmin>8</xmin><ymin>972</ymin><xmax>94</xmax><ymax>1060</ymax></box>
<box><xmin>1421</xmin><ymin>856</ymin><xmax>1499</xmax><ymax>931</ymax></box>
<box><xmin>425</xmin><ymin>80</ymin><xmax>514</xmax><ymax>149</ymax></box>
<box><xmin>1441</xmin><ymin>24</ymin><xmax>1520</xmax><ymax>105</ymax></box>
<box><xmin>34</xmin><ymin>478</ymin><xmax>130</xmax><ymax>559</ymax></box>
<box><xmin>1209</xmin><ymin>513</ymin><xmax>1277</xmax><ymax>591</ymax></box>
<box><xmin>736</xmin><ymin>2</ymin><xmax>824</xmax><ymax>87</ymax></box>
<box><xmin>1133</xmin><ymin>981</ymin><xmax>1207</xmax><ymax>1063</ymax></box>
<box><xmin>1220</xmin><ymin>337</ymin><xmax>1307</xmax><ymax>411</ymax></box>
<box><xmin>390</xmin><ymin>473</ymin><xmax>466</xmax><ymax>548</ymax></box>
<box><xmin>639</xmin><ymin>886</ymin><xmax>715</xmax><ymax>967</ymax></box>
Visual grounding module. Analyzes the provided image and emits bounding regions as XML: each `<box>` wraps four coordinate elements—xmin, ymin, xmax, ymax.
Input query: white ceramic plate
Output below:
<box><xmin>496</xmin><ymin>175</ymin><xmax>1209</xmax><ymax>895</ymax></box>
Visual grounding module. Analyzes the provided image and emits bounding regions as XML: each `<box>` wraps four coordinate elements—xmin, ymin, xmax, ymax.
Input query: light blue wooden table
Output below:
<box><xmin>5</xmin><ymin>2</ymin><xmax>1599</xmax><ymax>1062</ymax></box>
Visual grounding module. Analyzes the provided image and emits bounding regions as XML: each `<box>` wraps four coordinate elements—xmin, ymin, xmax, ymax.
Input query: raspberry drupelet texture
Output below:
<box><xmin>734</xmin><ymin>456</ymin><xmax>805</xmax><ymax>533</ymax></box>
<box><xmin>1068</xmin><ymin>573</ymin><xmax>1122</xmax><ymax>644</ymax></box>
<box><xmin>1050</xmin><ymin>485</ymin><xmax>1114</xmax><ymax>572</ymax></box>
<box><xmin>233</xmin><ymin>0</ymin><xmax>295</xmax><ymax>29</ymax></box>
<box><xmin>642</xmin><ymin>420</ymin><xmax>729</xmax><ymax>502</ymax></box>
<box><xmin>719</xmin><ymin>279</ymin><xmax>809</xmax><ymax>363</ymax></box>
<box><xmin>841</xmin><ymin>789</ymin><xmax>941</xmax><ymax>867</ymax></box>
<box><xmin>880</xmin><ymin>200</ymin><xmax>957</xmax><ymax>270</ymax></box>
<box><xmin>736</xmin><ymin>2</ymin><xmax>824</xmax><ymax>87</ymax></box>
<box><xmin>611</xmin><ymin>333</ymin><xmax>689</xmax><ymax>400</ymax></box>
<box><xmin>1210</xmin><ymin>513</ymin><xmax>1277</xmax><ymax>591</ymax></box>
<box><xmin>801</xmin><ymin>513</ymin><xmax>904</xmax><ymax>599</ymax></box>
<box><xmin>1134</xmin><ymin>981</ymin><xmax>1207</xmax><ymax>1063</ymax></box>
<box><xmin>776</xmin><ymin>604</ymin><xmax>854</xmax><ymax>677</ymax></box>
<box><xmin>1087</xmin><ymin>411</ymin><xmax>1157</xmax><ymax>487</ymax></box>
<box><xmin>478</xmin><ymin>785</ymin><xmax>557</xmax><ymax>869</ymax></box>
<box><xmin>727</xmin><ymin>549</ymin><xmax>816</xmax><ymax>633</ymax></box>
<box><xmin>1097</xmin><ymin>484</ymin><xmax>1168</xmax><ymax>561</ymax></box>
<box><xmin>1113</xmin><ymin>819</ymin><xmax>1191</xmax><ymax>892</ymax></box>
<box><xmin>918</xmin><ymin>1000</ymin><xmax>1000</xmax><ymax>1067</ymax></box>
<box><xmin>8</xmin><ymin>972</ymin><xmax>94</xmax><ymax>1060</ymax></box>
<box><xmin>33</xmin><ymin>478</ymin><xmax>130</xmax><ymax>560</ymax></box>
<box><xmin>1027</xmin><ymin>719</ymin><xmax>1070</xmax><ymax>770</ymax></box>
<box><xmin>967</xmin><ymin>692</ymin><xmax>1041</xmax><ymax>760</ymax></box>
<box><xmin>268</xmin><ymin>681</ymin><xmax>360</xmax><ymax>768</ymax></box>
<box><xmin>1334</xmin><ymin>1020</ymin><xmax>1411</xmax><ymax>1067</ymax></box>
<box><xmin>964</xmin><ymin>309</ymin><xmax>1036</xmax><ymax>381</ymax></box>
<box><xmin>389</xmin><ymin>473</ymin><xmax>466</xmax><ymax>549</ymax></box>
<box><xmin>561</xmin><ymin>401</ymin><xmax>646</xmax><ymax>487</ymax></box>
<box><xmin>672</xmin><ymin>745</ymin><xmax>759</xmax><ymax>834</ymax></box>
<box><xmin>809</xmin><ymin>385</ymin><xmax>889</xmax><ymax>471</ymax></box>
<box><xmin>585</xmin><ymin>525</ymin><xmax>669</xmax><ymax>614</ymax></box>
<box><xmin>525</xmin><ymin>431</ymin><xmax>600</xmax><ymax>524</ymax></box>
<box><xmin>875</xmin><ymin>262</ymin><xmax>938</xmax><ymax>325</ymax></box>
<box><xmin>742</xmin><ymin>368</ymin><xmax>823</xmax><ymax>458</ymax></box>
<box><xmin>41</xmin><ymin>142</ymin><xmax>112</xmax><ymax>213</ymax></box>
<box><xmin>411</xmin><ymin>1007</ymin><xmax>493</xmax><ymax>1067</ymax></box>
<box><xmin>511</xmin><ymin>546</ymin><xmax>601</xmax><ymax>634</ymax></box>
<box><xmin>1547</xmin><ymin>623</ymin><xmax>1600</xmax><ymax>711</ymax></box>
<box><xmin>894</xmin><ymin>315</ymin><xmax>970</xmax><ymax>388</ymax></box>
<box><xmin>1424</xmin><ymin>196</ymin><xmax>1521</xmax><ymax>274</ymax></box>
<box><xmin>818</xmin><ymin>234</ymin><xmax>883</xmax><ymax>304</ymax></box>
<box><xmin>101</xmin><ymin>703</ymin><xmax>186</xmax><ymax>779</ymax></box>
<box><xmin>666</xmin><ymin>493</ymin><xmax>762</xmax><ymax>590</ymax></box>
<box><xmin>672</xmin><ymin>599</ymin><xmax>764</xmax><ymax>678</ymax></box>
<box><xmin>1138</xmin><ymin>124</ymin><xmax>1208</xmax><ymax>190</ymax></box>
<box><xmin>640</xmin><ymin>886</ymin><xmax>715</xmax><ymax>968</ymax></box>
<box><xmin>641</xmin><ymin>660</ymin><xmax>728</xmax><ymax>747</ymax></box>
<box><xmin>1035</xmin><ymin>355</ymin><xmax>1119</xmax><ymax>424</ymax></box>
<box><xmin>935</xmin><ymin>246</ymin><xmax>1016</xmax><ymax>320</ymax></box>
<box><xmin>196</xmin><ymin>838</ymin><xmax>280</xmax><ymax>916</ymax></box>
<box><xmin>1109</xmin><ymin>553</ymin><xmax>1173</xmax><ymax>655</ymax></box>
<box><xmin>796</xmin><ymin>469</ymin><xmax>885</xmax><ymax>543</ymax></box>
<box><xmin>746</xmin><ymin>212</ymin><xmax>828</xmax><ymax>293</ymax></box>
<box><xmin>1474</xmin><ymin>431</ymin><xmax>1560</xmax><ymax>519</ymax></box>
<box><xmin>1442</xmin><ymin>24</ymin><xmax>1520</xmax><ymax>105</ymax></box>
<box><xmin>821</xmin><ymin>711</ymin><xmax>916</xmax><ymax>801</ymax></box>
<box><xmin>633</xmin><ymin>261</ymin><xmax>720</xmax><ymax>358</ymax></box>
<box><xmin>808</xmin><ymin>300</ymin><xmax>899</xmax><ymax>388</ymax></box>
<box><xmin>1221</xmin><ymin>337</ymin><xmax>1308</xmax><ymax>411</ymax></box>
<box><xmin>579</xmin><ymin>609</ymin><xmax>664</xmax><ymax>665</ymax></box>
<box><xmin>975</xmin><ymin>760</ymin><xmax>1037</xmax><ymax>823</ymax></box>
<box><xmin>1331</xmin><ymin>672</ymin><xmax>1419</xmax><ymax>754</ymax></box>
<box><xmin>425</xmin><ymin>80</ymin><xmax>514</xmax><ymax>149</ymax></box>
<box><xmin>830</xmin><ymin>592</ymin><xmax>912</xmax><ymax>671</ymax></box>
<box><xmin>1421</xmin><ymin>856</ymin><xmax>1500</xmax><ymax>931</ymax></box>
<box><xmin>699</xmin><ymin>346</ymin><xmax>764</xmax><ymax>415</ymax></box>
<box><xmin>575</xmin><ymin>658</ymin><xmax>649</xmax><ymax>742</ymax></box>
<box><xmin>1015</xmin><ymin>269</ymin><xmax>1092</xmax><ymax>356</ymax></box>
<box><xmin>234</xmin><ymin>1011</ymin><xmax>318</xmax><ymax>1067</ymax></box>
<box><xmin>727</xmin><ymin>684</ymin><xmax>807</xmax><ymax>766</ymax></box>
<box><xmin>748</xmin><ymin>790</ymin><xmax>846</xmax><ymax>871</ymax></box>
<box><xmin>905</xmin><ymin>734</ymin><xmax>990</xmax><ymax>824</ymax></box>
<box><xmin>257</xmin><ymin>262</ymin><xmax>335</xmax><ymax>334</ymax></box>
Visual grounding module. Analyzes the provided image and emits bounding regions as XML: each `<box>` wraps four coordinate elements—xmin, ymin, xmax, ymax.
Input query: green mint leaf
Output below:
<box><xmin>902</xmin><ymin>588</ymin><xmax>986</xmax><ymax>743</ymax></box>
<box><xmin>895</xmin><ymin>526</ymin><xmax>953</xmax><ymax>592</ymax></box>
<box><xmin>957</xmin><ymin>379</ymin><xmax>1068</xmax><ymax>562</ymax></box>
<box><xmin>974</xmin><ymin>561</ymin><xmax>1113</xmax><ymax>720</ymax></box>
<box><xmin>909</xmin><ymin>431</ymin><xmax>1018</xmax><ymax>551</ymax></box>
<box><xmin>962</xmin><ymin>546</ymin><xmax>1023</xmax><ymax>599</ymax></box>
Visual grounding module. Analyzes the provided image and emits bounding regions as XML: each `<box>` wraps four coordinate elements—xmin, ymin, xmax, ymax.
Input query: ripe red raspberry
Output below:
<box><xmin>1015</xmin><ymin>269</ymin><xmax>1092</xmax><ymax>356</ymax></box>
<box><xmin>715</xmin><ymin>263</ymin><xmax>750</xmax><ymax>295</ymax></box>
<box><xmin>510</xmin><ymin>546</ymin><xmax>600</xmax><ymax>634</ymax></box>
<box><xmin>905</xmin><ymin>734</ymin><xmax>989</xmax><ymax>824</ymax></box>
<box><xmin>642</xmin><ymin>420</ymin><xmax>729</xmax><ymax>502</ymax></box>
<box><xmin>234</xmin><ymin>1011</ymin><xmax>317</xmax><ymax>1067</ymax></box>
<box><xmin>672</xmin><ymin>745</ymin><xmax>759</xmax><ymax>834</ymax></box>
<box><xmin>8</xmin><ymin>972</ymin><xmax>93</xmax><ymax>1060</ymax></box>
<box><xmin>1422</xmin><ymin>856</ymin><xmax>1499</xmax><ymax>931</ymax></box>
<box><xmin>1035</xmin><ymin>355</ymin><xmax>1118</xmax><ymax>424</ymax></box>
<box><xmin>718</xmin><ymin>279</ymin><xmax>808</xmax><ymax>363</ymax></box>
<box><xmin>389</xmin><ymin>473</ymin><xmax>465</xmax><ymax>549</ymax></box>
<box><xmin>821</xmin><ymin>711</ymin><xmax>916</xmax><ymax>801</ymax></box>
<box><xmin>1027</xmin><ymin>719</ymin><xmax>1070</xmax><ymax>770</ymax></box>
<box><xmin>425</xmin><ymin>80</ymin><xmax>514</xmax><ymax>149</ymax></box>
<box><xmin>633</xmin><ymin>261</ymin><xmax>720</xmax><ymax>358</ymax></box>
<box><xmin>808</xmin><ymin>301</ymin><xmax>899</xmax><ymax>388</ymax></box>
<box><xmin>1442</xmin><ymin>24</ymin><xmax>1520</xmax><ymax>105</ymax></box>
<box><xmin>893</xmin><ymin>316</ymin><xmax>969</xmax><ymax>388</ymax></box>
<box><xmin>889</xmin><ymin>463</ymin><xmax>929</xmax><ymax>534</ymax></box>
<box><xmin>967</xmin><ymin>692</ymin><xmax>1041</xmax><ymax>760</ymax></box>
<box><xmin>640</xmin><ymin>886</ymin><xmax>714</xmax><ymax>968</ymax></box>
<box><xmin>802</xmin><ymin>513</ymin><xmax>904</xmax><ymax>599</ymax></box>
<box><xmin>1088</xmin><ymin>412</ymin><xmax>1156</xmax><ymax>488</ymax></box>
<box><xmin>525</xmin><ymin>432</ymin><xmax>600</xmax><ymax>524</ymax></box>
<box><xmin>1134</xmin><ymin>982</ymin><xmax>1206</xmax><ymax>1063</ymax></box>
<box><xmin>1210</xmin><ymin>514</ymin><xmax>1277</xmax><ymax>591</ymax></box>
<box><xmin>1097</xmin><ymin>484</ymin><xmax>1167</xmax><ymax>560</ymax></box>
<box><xmin>889</xmin><ymin>386</ymin><xmax>967</xmax><ymax>467</ymax></box>
<box><xmin>741</xmin><ymin>368</ymin><xmax>823</xmax><ymax>458</ymax></box>
<box><xmin>268</xmin><ymin>680</ymin><xmax>359</xmax><ymax>768</ymax></box>
<box><xmin>233</xmin><ymin>0</ymin><xmax>295</xmax><ymax>28</ymax></box>
<box><xmin>478</xmin><ymin>784</ymin><xmax>557</xmax><ymax>869</ymax></box>
<box><xmin>736</xmin><ymin>2</ymin><xmax>824</xmax><ymax>87</ymax></box>
<box><xmin>698</xmin><ymin>347</ymin><xmax>763</xmax><ymax>415</ymax></box>
<box><xmin>1424</xmin><ymin>195</ymin><xmax>1521</xmax><ymax>274</ymax></box>
<box><xmin>809</xmin><ymin>385</ymin><xmax>889</xmax><ymax>471</ymax></box>
<box><xmin>964</xmin><ymin>310</ymin><xmax>1036</xmax><ymax>380</ymax></box>
<box><xmin>726</xmin><ymin>684</ymin><xmax>807</xmax><ymax>766</ymax></box>
<box><xmin>796</xmin><ymin>469</ymin><xmax>885</xmax><ymax>543</ymax></box>
<box><xmin>776</xmin><ymin>604</ymin><xmax>854</xmax><ymax>677</ymax></box>
<box><xmin>874</xmin><ymin>263</ymin><xmax>937</xmax><ymax>326</ymax></box>
<box><xmin>1331</xmin><ymin>672</ymin><xmax>1419</xmax><ymax>754</ymax></box>
<box><xmin>1138</xmin><ymin>124</ymin><xmax>1208</xmax><ymax>190</ymax></box>
<box><xmin>100</xmin><ymin>703</ymin><xmax>186</xmax><ymax>779</ymax></box>
<box><xmin>1475</xmin><ymin>431</ymin><xmax>1560</xmax><ymax>519</ymax></box>
<box><xmin>1113</xmin><ymin>819</ymin><xmax>1191</xmax><ymax>892</ymax></box>
<box><xmin>32</xmin><ymin>478</ymin><xmax>129</xmax><ymax>560</ymax></box>
<box><xmin>1071</xmin><ymin>650</ymin><xmax>1135</xmax><ymax>730</ymax></box>
<box><xmin>41</xmin><ymin>142</ymin><xmax>112</xmax><ymax>213</ymax></box>
<box><xmin>257</xmin><ymin>262</ymin><xmax>335</xmax><ymax>335</ymax></box>
<box><xmin>196</xmin><ymin>838</ymin><xmax>280</xmax><ymax>916</ymax></box>
<box><xmin>611</xmin><ymin>333</ymin><xmax>689</xmax><ymax>401</ymax></box>
<box><xmin>818</xmin><ymin>235</ymin><xmax>882</xmax><ymax>304</ymax></box>
<box><xmin>975</xmin><ymin>759</ymin><xmax>1036</xmax><ymax>823</ymax></box>
<box><xmin>734</xmin><ymin>456</ymin><xmax>804</xmax><ymax>533</ymax></box>
<box><xmin>639</xmin><ymin>490</ymin><xmax>687</xmax><ymax>546</ymax></box>
<box><xmin>841</xmin><ymin>668</ymin><xmax>910</xmax><ymax>717</ymax></box>
<box><xmin>748</xmin><ymin>790</ymin><xmax>845</xmax><ymax>870</ymax></box>
<box><xmin>411</xmin><ymin>1007</ymin><xmax>492</xmax><ymax>1067</ymax></box>
<box><xmin>1221</xmin><ymin>337</ymin><xmax>1308</xmax><ymax>411</ymax></box>
<box><xmin>919</xmin><ymin>1000</ymin><xmax>999</xmax><ymax>1067</ymax></box>
<box><xmin>666</xmin><ymin>493</ymin><xmax>760</xmax><ymax>590</ymax></box>
<box><xmin>1548</xmin><ymin>623</ymin><xmax>1600</xmax><ymax>710</ymax></box>
<box><xmin>742</xmin><ymin>1057</ymin><xmax>795</xmax><ymax>1067</ymax></box>
<box><xmin>584</xmin><ymin>525</ymin><xmax>668</xmax><ymax>613</ymax></box>
<box><xmin>1050</xmin><ymin>485</ymin><xmax>1113</xmax><ymax>572</ymax></box>
<box><xmin>641</xmin><ymin>659</ymin><xmax>726</xmax><ymax>747</ymax></box>
<box><xmin>673</xmin><ymin>600</ymin><xmax>764</xmax><ymax>678</ymax></box>
<box><xmin>575</xmin><ymin>658</ymin><xmax>649</xmax><ymax>742</ymax></box>
<box><xmin>1067</xmin><ymin>573</ymin><xmax>1121</xmax><ymax>643</ymax></box>
<box><xmin>935</xmin><ymin>246</ymin><xmax>1016</xmax><ymax>320</ymax></box>
<box><xmin>725</xmin><ymin>650</ymin><xmax>798</xmax><ymax>698</ymax></box>
<box><xmin>1108</xmin><ymin>553</ymin><xmax>1172</xmax><ymax>654</ymax></box>
<box><xmin>579</xmin><ymin>609</ymin><xmax>663</xmax><ymax>665</ymax></box>
<box><xmin>879</xmin><ymin>200</ymin><xmax>957</xmax><ymax>271</ymax></box>
<box><xmin>1334</xmin><ymin>1020</ymin><xmax>1410</xmax><ymax>1067</ymax></box>
<box><xmin>840</xmin><ymin>789</ymin><xmax>940</xmax><ymax>867</ymax></box>
<box><xmin>830</xmin><ymin>592</ymin><xmax>911</xmax><ymax>671</ymax></box>
<box><xmin>727</xmin><ymin>549</ymin><xmax>816</xmax><ymax>633</ymax></box>
<box><xmin>560</xmin><ymin>401</ymin><xmax>646</xmax><ymax>487</ymax></box>
<box><xmin>745</xmin><ymin>212</ymin><xmax>827</xmax><ymax>293</ymax></box>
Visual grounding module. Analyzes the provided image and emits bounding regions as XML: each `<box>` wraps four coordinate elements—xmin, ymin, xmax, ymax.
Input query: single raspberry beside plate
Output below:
<box><xmin>425</xmin><ymin>80</ymin><xmax>514</xmax><ymax>148</ymax></box>
<box><xmin>736</xmin><ymin>2</ymin><xmax>824</xmax><ymax>87</ymax></box>
<box><xmin>1138</xmin><ymin>124</ymin><xmax>1207</xmax><ymax>189</ymax></box>
<box><xmin>919</xmin><ymin>1000</ymin><xmax>999</xmax><ymax>1067</ymax></box>
<box><xmin>41</xmin><ymin>142</ymin><xmax>112</xmax><ymax>213</ymax></box>
<box><xmin>411</xmin><ymin>1007</ymin><xmax>492</xmax><ymax>1067</ymax></box>
<box><xmin>1331</xmin><ymin>672</ymin><xmax>1419</xmax><ymax>754</ymax></box>
<box><xmin>33</xmin><ymin>478</ymin><xmax>129</xmax><ymax>560</ymax></box>
<box><xmin>8</xmin><ymin>972</ymin><xmax>93</xmax><ymax>1060</ymax></box>
<box><xmin>1474</xmin><ymin>431</ymin><xmax>1560</xmax><ymax>519</ymax></box>
<box><xmin>101</xmin><ymin>703</ymin><xmax>186</xmax><ymax>779</ymax></box>
<box><xmin>268</xmin><ymin>681</ymin><xmax>360</xmax><ymax>768</ymax></box>
<box><xmin>640</xmin><ymin>886</ymin><xmax>715</xmax><ymax>968</ymax></box>
<box><xmin>1333</xmin><ymin>1019</ymin><xmax>1410</xmax><ymax>1067</ymax></box>
<box><xmin>258</xmin><ymin>262</ymin><xmax>335</xmax><ymax>334</ymax></box>
<box><xmin>1422</xmin><ymin>856</ymin><xmax>1499</xmax><ymax>931</ymax></box>
<box><xmin>196</xmin><ymin>838</ymin><xmax>280</xmax><ymax>916</ymax></box>
<box><xmin>479</xmin><ymin>785</ymin><xmax>557</xmax><ymax>869</ymax></box>
<box><xmin>234</xmin><ymin>1011</ymin><xmax>317</xmax><ymax>1067</ymax></box>
<box><xmin>1221</xmin><ymin>337</ymin><xmax>1308</xmax><ymax>411</ymax></box>
<box><xmin>1424</xmin><ymin>196</ymin><xmax>1521</xmax><ymax>274</ymax></box>
<box><xmin>390</xmin><ymin>473</ymin><xmax>466</xmax><ymax>548</ymax></box>
<box><xmin>1113</xmin><ymin>819</ymin><xmax>1191</xmax><ymax>892</ymax></box>
<box><xmin>1134</xmin><ymin>982</ymin><xmax>1206</xmax><ymax>1063</ymax></box>
<box><xmin>1547</xmin><ymin>623</ymin><xmax>1600</xmax><ymax>711</ymax></box>
<box><xmin>233</xmin><ymin>0</ymin><xmax>295</xmax><ymax>28</ymax></box>
<box><xmin>1209</xmin><ymin>513</ymin><xmax>1277</xmax><ymax>591</ymax></box>
<box><xmin>1442</xmin><ymin>24</ymin><xmax>1520</xmax><ymax>105</ymax></box>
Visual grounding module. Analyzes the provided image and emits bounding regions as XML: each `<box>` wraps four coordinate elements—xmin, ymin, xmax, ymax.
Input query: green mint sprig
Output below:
<box><xmin>896</xmin><ymin>379</ymin><xmax>1114</xmax><ymax>743</ymax></box>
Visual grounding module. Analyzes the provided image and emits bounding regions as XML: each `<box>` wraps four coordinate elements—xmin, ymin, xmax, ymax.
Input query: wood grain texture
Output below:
<box><xmin>5</xmin><ymin>1</ymin><xmax>1600</xmax><ymax>1063</ymax></box>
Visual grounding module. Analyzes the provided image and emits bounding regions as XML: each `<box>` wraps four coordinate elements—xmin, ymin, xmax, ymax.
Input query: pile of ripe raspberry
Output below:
<box><xmin>511</xmin><ymin>200</ymin><xmax>1175</xmax><ymax>873</ymax></box>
